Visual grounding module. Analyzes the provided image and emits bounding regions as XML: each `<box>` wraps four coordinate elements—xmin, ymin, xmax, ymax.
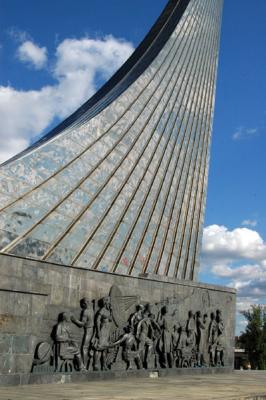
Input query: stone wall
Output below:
<box><xmin>0</xmin><ymin>253</ymin><xmax>236</xmax><ymax>384</ymax></box>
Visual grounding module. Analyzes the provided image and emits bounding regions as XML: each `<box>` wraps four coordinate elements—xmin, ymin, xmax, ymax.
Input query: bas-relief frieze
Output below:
<box><xmin>32</xmin><ymin>285</ymin><xmax>228</xmax><ymax>373</ymax></box>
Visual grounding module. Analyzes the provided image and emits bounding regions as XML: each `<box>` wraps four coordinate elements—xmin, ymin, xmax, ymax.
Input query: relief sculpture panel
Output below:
<box><xmin>32</xmin><ymin>285</ymin><xmax>228</xmax><ymax>373</ymax></box>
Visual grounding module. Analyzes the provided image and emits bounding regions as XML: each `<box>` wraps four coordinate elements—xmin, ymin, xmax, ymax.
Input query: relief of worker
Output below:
<box><xmin>71</xmin><ymin>297</ymin><xmax>94</xmax><ymax>368</ymax></box>
<box><xmin>136</xmin><ymin>306</ymin><xmax>160</xmax><ymax>369</ymax></box>
<box><xmin>55</xmin><ymin>311</ymin><xmax>86</xmax><ymax>371</ymax></box>
<box><xmin>105</xmin><ymin>325</ymin><xmax>142</xmax><ymax>370</ymax></box>
<box><xmin>157</xmin><ymin>305</ymin><xmax>173</xmax><ymax>368</ymax></box>
<box><xmin>94</xmin><ymin>296</ymin><xmax>113</xmax><ymax>370</ymax></box>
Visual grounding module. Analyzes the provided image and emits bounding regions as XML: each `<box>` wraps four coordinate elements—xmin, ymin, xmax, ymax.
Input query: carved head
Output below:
<box><xmin>161</xmin><ymin>305</ymin><xmax>168</xmax><ymax>315</ymax></box>
<box><xmin>196</xmin><ymin>311</ymin><xmax>202</xmax><ymax>319</ymax></box>
<box><xmin>144</xmin><ymin>303</ymin><xmax>151</xmax><ymax>313</ymax></box>
<box><xmin>80</xmin><ymin>297</ymin><xmax>90</xmax><ymax>309</ymax></box>
<box><xmin>173</xmin><ymin>324</ymin><xmax>179</xmax><ymax>332</ymax></box>
<box><xmin>124</xmin><ymin>325</ymin><xmax>133</xmax><ymax>333</ymax></box>
<box><xmin>102</xmin><ymin>296</ymin><xmax>111</xmax><ymax>309</ymax></box>
<box><xmin>143</xmin><ymin>309</ymin><xmax>150</xmax><ymax>318</ymax></box>
<box><xmin>136</xmin><ymin>304</ymin><xmax>144</xmax><ymax>312</ymax></box>
<box><xmin>216</xmin><ymin>309</ymin><xmax>222</xmax><ymax>321</ymax></box>
<box><xmin>61</xmin><ymin>311</ymin><xmax>71</xmax><ymax>322</ymax></box>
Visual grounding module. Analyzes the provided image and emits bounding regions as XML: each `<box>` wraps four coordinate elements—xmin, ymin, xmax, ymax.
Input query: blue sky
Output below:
<box><xmin>1</xmin><ymin>0</ymin><xmax>266</xmax><ymax>334</ymax></box>
<box><xmin>207</xmin><ymin>0</ymin><xmax>266</xmax><ymax>236</ymax></box>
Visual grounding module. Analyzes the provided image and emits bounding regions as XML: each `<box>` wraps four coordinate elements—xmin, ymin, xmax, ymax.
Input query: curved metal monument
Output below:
<box><xmin>0</xmin><ymin>0</ymin><xmax>236</xmax><ymax>385</ymax></box>
<box><xmin>0</xmin><ymin>0</ymin><xmax>222</xmax><ymax>280</ymax></box>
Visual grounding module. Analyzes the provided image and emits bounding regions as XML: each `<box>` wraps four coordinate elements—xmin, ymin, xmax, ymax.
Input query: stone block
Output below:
<box><xmin>0</xmin><ymin>292</ymin><xmax>11</xmax><ymax>314</ymax></box>
<box><xmin>14</xmin><ymin>354</ymin><xmax>33</xmax><ymax>374</ymax></box>
<box><xmin>0</xmin><ymin>353</ymin><xmax>15</xmax><ymax>374</ymax></box>
<box><xmin>0</xmin><ymin>314</ymin><xmax>29</xmax><ymax>334</ymax></box>
<box><xmin>13</xmin><ymin>336</ymin><xmax>30</xmax><ymax>354</ymax></box>
<box><xmin>31</xmin><ymin>294</ymin><xmax>48</xmax><ymax>317</ymax></box>
<box><xmin>0</xmin><ymin>373</ymin><xmax>21</xmax><ymax>385</ymax></box>
<box><xmin>50</xmin><ymin>286</ymin><xmax>64</xmax><ymax>305</ymax></box>
<box><xmin>0</xmin><ymin>333</ymin><xmax>12</xmax><ymax>354</ymax></box>
<box><xmin>0</xmin><ymin>314</ymin><xmax>16</xmax><ymax>333</ymax></box>
<box><xmin>10</xmin><ymin>293</ymin><xmax>32</xmax><ymax>316</ymax></box>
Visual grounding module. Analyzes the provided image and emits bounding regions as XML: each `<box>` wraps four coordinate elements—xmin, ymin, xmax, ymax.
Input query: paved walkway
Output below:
<box><xmin>0</xmin><ymin>371</ymin><xmax>266</xmax><ymax>400</ymax></box>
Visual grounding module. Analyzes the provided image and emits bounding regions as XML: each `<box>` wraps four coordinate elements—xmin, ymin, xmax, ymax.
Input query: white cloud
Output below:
<box><xmin>232</xmin><ymin>126</ymin><xmax>258</xmax><ymax>140</ymax></box>
<box><xmin>241</xmin><ymin>219</ymin><xmax>257</xmax><ymax>227</ymax></box>
<box><xmin>202</xmin><ymin>224</ymin><xmax>266</xmax><ymax>262</ymax></box>
<box><xmin>17</xmin><ymin>40</ymin><xmax>48</xmax><ymax>69</ymax></box>
<box><xmin>201</xmin><ymin>224</ymin><xmax>266</xmax><ymax>313</ymax></box>
<box><xmin>212</xmin><ymin>263</ymin><xmax>265</xmax><ymax>280</ymax></box>
<box><xmin>0</xmin><ymin>35</ymin><xmax>134</xmax><ymax>164</ymax></box>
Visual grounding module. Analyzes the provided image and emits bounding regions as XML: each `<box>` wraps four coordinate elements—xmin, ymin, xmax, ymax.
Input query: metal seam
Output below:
<box><xmin>0</xmin><ymin>0</ymin><xmax>191</xmax><ymax>214</ymax></box>
<box><xmin>138</xmin><ymin>0</ymin><xmax>214</xmax><ymax>276</ymax></box>
<box><xmin>0</xmin><ymin>4</ymin><xmax>193</xmax><ymax>255</ymax></box>
<box><xmin>127</xmin><ymin>0</ymin><xmax>213</xmax><ymax>276</ymax></box>
<box><xmin>170</xmin><ymin>0</ymin><xmax>218</xmax><ymax>279</ymax></box>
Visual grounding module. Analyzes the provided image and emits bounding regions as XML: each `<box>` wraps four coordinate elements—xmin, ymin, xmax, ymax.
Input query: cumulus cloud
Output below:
<box><xmin>0</xmin><ymin>35</ymin><xmax>134</xmax><ymax>164</ymax></box>
<box><xmin>201</xmin><ymin>224</ymin><xmax>266</xmax><ymax>316</ymax></box>
<box><xmin>17</xmin><ymin>40</ymin><xmax>48</xmax><ymax>69</ymax></box>
<box><xmin>232</xmin><ymin>126</ymin><xmax>258</xmax><ymax>140</ymax></box>
<box><xmin>202</xmin><ymin>224</ymin><xmax>266</xmax><ymax>262</ymax></box>
<box><xmin>211</xmin><ymin>263</ymin><xmax>265</xmax><ymax>280</ymax></box>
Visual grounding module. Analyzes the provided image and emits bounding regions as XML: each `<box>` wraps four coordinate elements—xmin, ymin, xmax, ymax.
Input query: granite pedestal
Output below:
<box><xmin>0</xmin><ymin>253</ymin><xmax>235</xmax><ymax>385</ymax></box>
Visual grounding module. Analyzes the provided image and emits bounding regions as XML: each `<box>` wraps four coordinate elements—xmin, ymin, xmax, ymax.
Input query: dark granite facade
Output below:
<box><xmin>0</xmin><ymin>253</ymin><xmax>235</xmax><ymax>384</ymax></box>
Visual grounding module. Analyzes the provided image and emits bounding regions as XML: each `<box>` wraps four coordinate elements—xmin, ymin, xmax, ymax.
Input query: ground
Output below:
<box><xmin>0</xmin><ymin>371</ymin><xmax>266</xmax><ymax>400</ymax></box>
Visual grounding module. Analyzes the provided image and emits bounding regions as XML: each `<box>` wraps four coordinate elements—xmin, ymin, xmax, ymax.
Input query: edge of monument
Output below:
<box><xmin>0</xmin><ymin>367</ymin><xmax>234</xmax><ymax>386</ymax></box>
<box><xmin>0</xmin><ymin>252</ymin><xmax>236</xmax><ymax>294</ymax></box>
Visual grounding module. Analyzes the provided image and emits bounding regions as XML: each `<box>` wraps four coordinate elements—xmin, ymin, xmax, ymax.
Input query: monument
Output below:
<box><xmin>0</xmin><ymin>0</ymin><xmax>235</xmax><ymax>385</ymax></box>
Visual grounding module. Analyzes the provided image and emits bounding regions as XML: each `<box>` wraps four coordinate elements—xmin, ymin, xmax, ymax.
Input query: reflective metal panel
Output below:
<box><xmin>0</xmin><ymin>0</ymin><xmax>223</xmax><ymax>281</ymax></box>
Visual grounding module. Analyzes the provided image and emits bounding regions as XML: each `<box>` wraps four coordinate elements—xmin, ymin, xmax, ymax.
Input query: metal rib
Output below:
<box><xmin>137</xmin><ymin>0</ymin><xmax>213</xmax><ymax>276</ymax></box>
<box><xmin>1</xmin><ymin>3</ymin><xmax>192</xmax><ymax>255</ymax></box>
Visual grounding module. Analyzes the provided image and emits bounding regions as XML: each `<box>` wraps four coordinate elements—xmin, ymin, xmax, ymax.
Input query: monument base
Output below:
<box><xmin>0</xmin><ymin>253</ymin><xmax>236</xmax><ymax>385</ymax></box>
<box><xmin>0</xmin><ymin>367</ymin><xmax>234</xmax><ymax>386</ymax></box>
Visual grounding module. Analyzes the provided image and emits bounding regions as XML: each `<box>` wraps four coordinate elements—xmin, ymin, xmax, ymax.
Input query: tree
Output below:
<box><xmin>239</xmin><ymin>305</ymin><xmax>266</xmax><ymax>370</ymax></box>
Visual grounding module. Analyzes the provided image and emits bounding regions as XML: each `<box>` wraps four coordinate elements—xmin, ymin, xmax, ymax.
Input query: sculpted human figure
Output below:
<box><xmin>201</xmin><ymin>313</ymin><xmax>210</xmax><ymax>366</ymax></box>
<box><xmin>177</xmin><ymin>323</ymin><xmax>194</xmax><ymax>367</ymax></box>
<box><xmin>130</xmin><ymin>304</ymin><xmax>145</xmax><ymax>332</ymax></box>
<box><xmin>186</xmin><ymin>329</ymin><xmax>196</xmax><ymax>352</ymax></box>
<box><xmin>55</xmin><ymin>311</ymin><xmax>86</xmax><ymax>371</ymax></box>
<box><xmin>94</xmin><ymin>296</ymin><xmax>113</xmax><ymax>370</ymax></box>
<box><xmin>106</xmin><ymin>325</ymin><xmax>141</xmax><ymax>370</ymax></box>
<box><xmin>216</xmin><ymin>309</ymin><xmax>225</xmax><ymax>366</ymax></box>
<box><xmin>171</xmin><ymin>324</ymin><xmax>180</xmax><ymax>367</ymax></box>
<box><xmin>208</xmin><ymin>311</ymin><xmax>218</xmax><ymax>366</ymax></box>
<box><xmin>157</xmin><ymin>305</ymin><xmax>173</xmax><ymax>368</ymax></box>
<box><xmin>150</xmin><ymin>313</ymin><xmax>162</xmax><ymax>368</ymax></box>
<box><xmin>186</xmin><ymin>310</ymin><xmax>196</xmax><ymax>342</ymax></box>
<box><xmin>136</xmin><ymin>307</ymin><xmax>160</xmax><ymax>369</ymax></box>
<box><xmin>71</xmin><ymin>297</ymin><xmax>94</xmax><ymax>369</ymax></box>
<box><xmin>177</xmin><ymin>324</ymin><xmax>187</xmax><ymax>351</ymax></box>
<box><xmin>196</xmin><ymin>311</ymin><xmax>205</xmax><ymax>367</ymax></box>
